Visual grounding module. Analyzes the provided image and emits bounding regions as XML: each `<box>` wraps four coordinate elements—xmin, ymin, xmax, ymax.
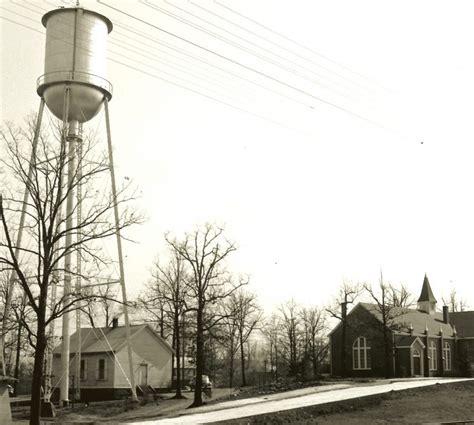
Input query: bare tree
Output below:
<box><xmin>442</xmin><ymin>288</ymin><xmax>469</xmax><ymax>312</ymax></box>
<box><xmin>0</xmin><ymin>118</ymin><xmax>141</xmax><ymax>424</ymax></box>
<box><xmin>166</xmin><ymin>224</ymin><xmax>246</xmax><ymax>407</ymax></box>
<box><xmin>219</xmin><ymin>298</ymin><xmax>240</xmax><ymax>388</ymax></box>
<box><xmin>0</xmin><ymin>275</ymin><xmax>34</xmax><ymax>395</ymax></box>
<box><xmin>138</xmin><ymin>279</ymin><xmax>171</xmax><ymax>339</ymax></box>
<box><xmin>363</xmin><ymin>272</ymin><xmax>411</xmax><ymax>378</ymax></box>
<box><xmin>301</xmin><ymin>307</ymin><xmax>327</xmax><ymax>379</ymax></box>
<box><xmin>390</xmin><ymin>284</ymin><xmax>415</xmax><ymax>309</ymax></box>
<box><xmin>262</xmin><ymin>314</ymin><xmax>281</xmax><ymax>378</ymax></box>
<box><xmin>326</xmin><ymin>280</ymin><xmax>362</xmax><ymax>377</ymax></box>
<box><xmin>83</xmin><ymin>281</ymin><xmax>119</xmax><ymax>328</ymax></box>
<box><xmin>232</xmin><ymin>289</ymin><xmax>263</xmax><ymax>386</ymax></box>
<box><xmin>140</xmin><ymin>251</ymin><xmax>189</xmax><ymax>398</ymax></box>
<box><xmin>278</xmin><ymin>299</ymin><xmax>301</xmax><ymax>376</ymax></box>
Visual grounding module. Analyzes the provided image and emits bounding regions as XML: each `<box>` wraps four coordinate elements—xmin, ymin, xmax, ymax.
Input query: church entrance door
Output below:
<box><xmin>413</xmin><ymin>349</ymin><xmax>422</xmax><ymax>376</ymax></box>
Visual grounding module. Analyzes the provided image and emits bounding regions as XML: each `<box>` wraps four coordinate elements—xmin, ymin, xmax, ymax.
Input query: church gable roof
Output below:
<box><xmin>417</xmin><ymin>274</ymin><xmax>437</xmax><ymax>303</ymax></box>
<box><xmin>396</xmin><ymin>335</ymin><xmax>425</xmax><ymax>348</ymax></box>
<box><xmin>449</xmin><ymin>311</ymin><xmax>474</xmax><ymax>337</ymax></box>
<box><xmin>358</xmin><ymin>303</ymin><xmax>454</xmax><ymax>336</ymax></box>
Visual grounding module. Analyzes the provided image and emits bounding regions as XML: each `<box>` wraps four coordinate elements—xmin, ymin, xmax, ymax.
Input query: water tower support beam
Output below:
<box><xmin>104</xmin><ymin>98</ymin><xmax>138</xmax><ymax>402</ymax></box>
<box><xmin>60</xmin><ymin>87</ymin><xmax>73</xmax><ymax>407</ymax></box>
<box><xmin>74</xmin><ymin>127</ymin><xmax>83</xmax><ymax>402</ymax></box>
<box><xmin>1</xmin><ymin>98</ymin><xmax>45</xmax><ymax>376</ymax></box>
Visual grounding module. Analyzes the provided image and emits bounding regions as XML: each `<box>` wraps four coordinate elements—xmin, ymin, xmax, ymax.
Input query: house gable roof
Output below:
<box><xmin>53</xmin><ymin>324</ymin><xmax>173</xmax><ymax>354</ymax></box>
<box><xmin>449</xmin><ymin>311</ymin><xmax>474</xmax><ymax>338</ymax></box>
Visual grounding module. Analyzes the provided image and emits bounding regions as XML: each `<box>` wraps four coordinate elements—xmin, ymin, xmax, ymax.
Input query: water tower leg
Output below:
<box><xmin>74</xmin><ymin>126</ymin><xmax>83</xmax><ymax>403</ymax></box>
<box><xmin>1</xmin><ymin>98</ymin><xmax>45</xmax><ymax>376</ymax></box>
<box><xmin>103</xmin><ymin>98</ymin><xmax>138</xmax><ymax>403</ymax></box>
<box><xmin>60</xmin><ymin>87</ymin><xmax>73</xmax><ymax>408</ymax></box>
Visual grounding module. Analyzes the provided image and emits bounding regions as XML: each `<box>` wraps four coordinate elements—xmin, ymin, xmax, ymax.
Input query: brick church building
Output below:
<box><xmin>329</xmin><ymin>275</ymin><xmax>474</xmax><ymax>378</ymax></box>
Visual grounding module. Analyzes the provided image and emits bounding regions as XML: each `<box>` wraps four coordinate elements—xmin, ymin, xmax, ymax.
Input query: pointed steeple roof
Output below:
<box><xmin>417</xmin><ymin>274</ymin><xmax>437</xmax><ymax>302</ymax></box>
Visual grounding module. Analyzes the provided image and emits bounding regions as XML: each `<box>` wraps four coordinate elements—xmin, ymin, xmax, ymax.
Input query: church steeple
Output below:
<box><xmin>417</xmin><ymin>274</ymin><xmax>437</xmax><ymax>314</ymax></box>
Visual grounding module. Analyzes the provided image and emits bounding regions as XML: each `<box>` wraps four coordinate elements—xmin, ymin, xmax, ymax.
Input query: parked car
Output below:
<box><xmin>7</xmin><ymin>384</ymin><xmax>14</xmax><ymax>397</ymax></box>
<box><xmin>189</xmin><ymin>375</ymin><xmax>212</xmax><ymax>391</ymax></box>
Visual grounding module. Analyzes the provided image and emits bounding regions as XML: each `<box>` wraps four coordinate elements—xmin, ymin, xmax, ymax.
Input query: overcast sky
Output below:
<box><xmin>2</xmin><ymin>0</ymin><xmax>474</xmax><ymax>312</ymax></box>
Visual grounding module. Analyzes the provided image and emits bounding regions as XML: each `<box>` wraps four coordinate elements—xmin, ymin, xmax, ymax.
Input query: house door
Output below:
<box><xmin>139</xmin><ymin>364</ymin><xmax>148</xmax><ymax>386</ymax></box>
<box><xmin>413</xmin><ymin>350</ymin><xmax>421</xmax><ymax>376</ymax></box>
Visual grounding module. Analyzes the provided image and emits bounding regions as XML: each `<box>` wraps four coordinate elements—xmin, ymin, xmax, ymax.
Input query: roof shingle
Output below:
<box><xmin>449</xmin><ymin>311</ymin><xmax>474</xmax><ymax>338</ymax></box>
<box><xmin>53</xmin><ymin>325</ymin><xmax>146</xmax><ymax>354</ymax></box>
<box><xmin>359</xmin><ymin>303</ymin><xmax>455</xmax><ymax>336</ymax></box>
<box><xmin>417</xmin><ymin>274</ymin><xmax>437</xmax><ymax>303</ymax></box>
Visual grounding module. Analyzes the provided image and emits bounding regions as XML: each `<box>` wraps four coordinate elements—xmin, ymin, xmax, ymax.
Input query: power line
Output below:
<box><xmin>97</xmin><ymin>1</ymin><xmax>391</xmax><ymax>131</ymax></box>
<box><xmin>111</xmin><ymin>19</ymin><xmax>317</xmax><ymax>109</ymax></box>
<box><xmin>188</xmin><ymin>0</ymin><xmax>378</xmax><ymax>95</ymax></box>
<box><xmin>141</xmin><ymin>0</ymin><xmax>358</xmax><ymax>102</ymax></box>
<box><xmin>214</xmin><ymin>0</ymin><xmax>391</xmax><ymax>93</ymax></box>
<box><xmin>160</xmin><ymin>0</ymin><xmax>365</xmax><ymax>101</ymax></box>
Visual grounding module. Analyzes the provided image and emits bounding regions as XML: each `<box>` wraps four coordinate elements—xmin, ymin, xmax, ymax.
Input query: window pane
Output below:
<box><xmin>99</xmin><ymin>359</ymin><xmax>105</xmax><ymax>380</ymax></box>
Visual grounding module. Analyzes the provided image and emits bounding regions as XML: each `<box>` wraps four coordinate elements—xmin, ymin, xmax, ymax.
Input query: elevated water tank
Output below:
<box><xmin>37</xmin><ymin>8</ymin><xmax>113</xmax><ymax>123</ymax></box>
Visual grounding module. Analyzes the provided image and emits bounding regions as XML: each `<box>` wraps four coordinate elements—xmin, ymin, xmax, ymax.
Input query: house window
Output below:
<box><xmin>97</xmin><ymin>358</ymin><xmax>107</xmax><ymax>380</ymax></box>
<box><xmin>443</xmin><ymin>342</ymin><xmax>451</xmax><ymax>371</ymax></box>
<box><xmin>80</xmin><ymin>359</ymin><xmax>87</xmax><ymax>381</ymax></box>
<box><xmin>139</xmin><ymin>364</ymin><xmax>148</xmax><ymax>386</ymax></box>
<box><xmin>428</xmin><ymin>341</ymin><xmax>437</xmax><ymax>370</ymax></box>
<box><xmin>353</xmin><ymin>337</ymin><xmax>371</xmax><ymax>370</ymax></box>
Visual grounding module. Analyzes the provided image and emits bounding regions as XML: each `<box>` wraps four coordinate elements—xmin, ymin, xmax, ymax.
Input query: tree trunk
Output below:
<box><xmin>171</xmin><ymin>327</ymin><xmax>176</xmax><ymax>391</ymax></box>
<box><xmin>239</xmin><ymin>330</ymin><xmax>246</xmax><ymax>386</ymax></box>
<box><xmin>191</xmin><ymin>306</ymin><xmax>203</xmax><ymax>407</ymax></box>
<box><xmin>312</xmin><ymin>344</ymin><xmax>318</xmax><ymax>380</ymax></box>
<box><xmin>229</xmin><ymin>338</ymin><xmax>234</xmax><ymax>388</ymax></box>
<box><xmin>341</xmin><ymin>302</ymin><xmax>347</xmax><ymax>378</ymax></box>
<box><xmin>29</xmin><ymin>318</ymin><xmax>47</xmax><ymax>425</ymax></box>
<box><xmin>13</xmin><ymin>319</ymin><xmax>23</xmax><ymax>396</ymax></box>
<box><xmin>275</xmin><ymin>344</ymin><xmax>279</xmax><ymax>379</ymax></box>
<box><xmin>160</xmin><ymin>308</ymin><xmax>165</xmax><ymax>338</ymax></box>
<box><xmin>181</xmin><ymin>318</ymin><xmax>186</xmax><ymax>389</ymax></box>
<box><xmin>174</xmin><ymin>312</ymin><xmax>183</xmax><ymax>398</ymax></box>
<box><xmin>383</xmin><ymin>327</ymin><xmax>391</xmax><ymax>378</ymax></box>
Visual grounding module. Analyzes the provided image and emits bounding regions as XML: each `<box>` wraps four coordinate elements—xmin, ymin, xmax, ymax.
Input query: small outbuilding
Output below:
<box><xmin>52</xmin><ymin>322</ymin><xmax>173</xmax><ymax>401</ymax></box>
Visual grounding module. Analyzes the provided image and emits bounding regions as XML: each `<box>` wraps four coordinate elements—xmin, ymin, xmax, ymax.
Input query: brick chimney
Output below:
<box><xmin>442</xmin><ymin>305</ymin><xmax>449</xmax><ymax>324</ymax></box>
<box><xmin>112</xmin><ymin>317</ymin><xmax>119</xmax><ymax>328</ymax></box>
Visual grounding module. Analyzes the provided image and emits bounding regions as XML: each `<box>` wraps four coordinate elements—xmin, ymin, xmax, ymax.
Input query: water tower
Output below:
<box><xmin>37</xmin><ymin>7</ymin><xmax>113</xmax><ymax>123</ymax></box>
<box><xmin>1</xmin><ymin>6</ymin><xmax>138</xmax><ymax>407</ymax></box>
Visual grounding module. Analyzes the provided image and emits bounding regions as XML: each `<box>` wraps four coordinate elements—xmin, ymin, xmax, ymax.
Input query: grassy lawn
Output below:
<box><xmin>12</xmin><ymin>381</ymin><xmax>474</xmax><ymax>424</ymax></box>
<box><xmin>12</xmin><ymin>388</ymin><xmax>236</xmax><ymax>423</ymax></box>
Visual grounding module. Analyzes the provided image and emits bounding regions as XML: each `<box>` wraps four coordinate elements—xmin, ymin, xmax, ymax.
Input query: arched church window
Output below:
<box><xmin>443</xmin><ymin>342</ymin><xmax>451</xmax><ymax>371</ymax></box>
<box><xmin>428</xmin><ymin>341</ymin><xmax>437</xmax><ymax>370</ymax></box>
<box><xmin>353</xmin><ymin>337</ymin><xmax>371</xmax><ymax>370</ymax></box>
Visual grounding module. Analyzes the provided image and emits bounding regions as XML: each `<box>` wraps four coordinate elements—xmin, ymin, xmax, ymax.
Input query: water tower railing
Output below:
<box><xmin>37</xmin><ymin>71</ymin><xmax>113</xmax><ymax>98</ymax></box>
